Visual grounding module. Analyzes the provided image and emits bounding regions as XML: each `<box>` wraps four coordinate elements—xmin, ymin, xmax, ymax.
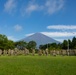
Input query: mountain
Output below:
<box><xmin>21</xmin><ymin>33</ymin><xmax>60</xmax><ymax>48</ymax></box>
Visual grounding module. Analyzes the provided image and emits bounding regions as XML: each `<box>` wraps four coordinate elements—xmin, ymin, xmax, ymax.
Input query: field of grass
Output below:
<box><xmin>0</xmin><ymin>55</ymin><xmax>76</xmax><ymax>75</ymax></box>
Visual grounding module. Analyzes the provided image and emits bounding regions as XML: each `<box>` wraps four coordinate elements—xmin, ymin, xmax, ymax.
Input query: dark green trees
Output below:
<box><xmin>62</xmin><ymin>40</ymin><xmax>68</xmax><ymax>49</ymax></box>
<box><xmin>0</xmin><ymin>34</ymin><xmax>8</xmax><ymax>50</ymax></box>
<box><xmin>0</xmin><ymin>34</ymin><xmax>15</xmax><ymax>50</ymax></box>
<box><xmin>7</xmin><ymin>40</ymin><xmax>15</xmax><ymax>49</ymax></box>
<box><xmin>27</xmin><ymin>41</ymin><xmax>37</xmax><ymax>52</ymax></box>
<box><xmin>62</xmin><ymin>37</ymin><xmax>76</xmax><ymax>49</ymax></box>
<box><xmin>72</xmin><ymin>37</ymin><xmax>76</xmax><ymax>49</ymax></box>
<box><xmin>15</xmin><ymin>41</ymin><xmax>27</xmax><ymax>50</ymax></box>
<box><xmin>39</xmin><ymin>43</ymin><xmax>62</xmax><ymax>50</ymax></box>
<box><xmin>15</xmin><ymin>40</ymin><xmax>37</xmax><ymax>52</ymax></box>
<box><xmin>39</xmin><ymin>37</ymin><xmax>76</xmax><ymax>50</ymax></box>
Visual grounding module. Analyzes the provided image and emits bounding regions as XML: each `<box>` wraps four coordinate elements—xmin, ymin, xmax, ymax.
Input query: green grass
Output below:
<box><xmin>0</xmin><ymin>55</ymin><xmax>76</xmax><ymax>75</ymax></box>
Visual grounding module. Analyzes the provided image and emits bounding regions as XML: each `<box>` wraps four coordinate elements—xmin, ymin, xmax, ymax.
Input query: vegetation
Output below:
<box><xmin>0</xmin><ymin>34</ymin><xmax>76</xmax><ymax>75</ymax></box>
<box><xmin>0</xmin><ymin>34</ymin><xmax>37</xmax><ymax>52</ymax></box>
<box><xmin>0</xmin><ymin>34</ymin><xmax>76</xmax><ymax>51</ymax></box>
<box><xmin>0</xmin><ymin>56</ymin><xmax>76</xmax><ymax>75</ymax></box>
<box><xmin>15</xmin><ymin>41</ymin><xmax>27</xmax><ymax>50</ymax></box>
<box><xmin>39</xmin><ymin>37</ymin><xmax>76</xmax><ymax>50</ymax></box>
<box><xmin>0</xmin><ymin>34</ymin><xmax>15</xmax><ymax>50</ymax></box>
<box><xmin>26</xmin><ymin>41</ymin><xmax>37</xmax><ymax>52</ymax></box>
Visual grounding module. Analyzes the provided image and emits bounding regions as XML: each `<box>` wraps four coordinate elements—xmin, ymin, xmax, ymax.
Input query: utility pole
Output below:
<box><xmin>67</xmin><ymin>32</ymin><xmax>75</xmax><ymax>50</ymax></box>
<box><xmin>47</xmin><ymin>43</ymin><xmax>48</xmax><ymax>49</ymax></box>
<box><xmin>68</xmin><ymin>39</ymin><xmax>69</xmax><ymax>50</ymax></box>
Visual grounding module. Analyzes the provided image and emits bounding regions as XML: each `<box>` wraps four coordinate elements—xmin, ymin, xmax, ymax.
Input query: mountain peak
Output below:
<box><xmin>21</xmin><ymin>33</ymin><xmax>60</xmax><ymax>48</ymax></box>
<box><xmin>32</xmin><ymin>32</ymin><xmax>43</xmax><ymax>36</ymax></box>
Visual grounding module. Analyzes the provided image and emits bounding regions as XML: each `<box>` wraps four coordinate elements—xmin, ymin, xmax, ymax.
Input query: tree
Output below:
<box><xmin>39</xmin><ymin>45</ymin><xmax>44</xmax><ymax>50</ymax></box>
<box><xmin>39</xmin><ymin>44</ymin><xmax>47</xmax><ymax>50</ymax></box>
<box><xmin>0</xmin><ymin>34</ymin><xmax>15</xmax><ymax>50</ymax></box>
<box><xmin>68</xmin><ymin>39</ymin><xmax>72</xmax><ymax>49</ymax></box>
<box><xmin>62</xmin><ymin>40</ymin><xmax>68</xmax><ymax>49</ymax></box>
<box><xmin>49</xmin><ymin>43</ymin><xmax>58</xmax><ymax>50</ymax></box>
<box><xmin>27</xmin><ymin>41</ymin><xmax>36</xmax><ymax>52</ymax></box>
<box><xmin>7</xmin><ymin>40</ymin><xmax>15</xmax><ymax>49</ymax></box>
<box><xmin>57</xmin><ymin>43</ymin><xmax>62</xmax><ymax>50</ymax></box>
<box><xmin>51</xmin><ymin>43</ymin><xmax>57</xmax><ymax>48</ymax></box>
<box><xmin>15</xmin><ymin>41</ymin><xmax>27</xmax><ymax>50</ymax></box>
<box><xmin>0</xmin><ymin>34</ymin><xmax>8</xmax><ymax>50</ymax></box>
<box><xmin>72</xmin><ymin>37</ymin><xmax>76</xmax><ymax>49</ymax></box>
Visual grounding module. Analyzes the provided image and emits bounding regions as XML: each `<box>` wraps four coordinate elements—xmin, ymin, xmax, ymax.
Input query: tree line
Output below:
<box><xmin>0</xmin><ymin>34</ymin><xmax>36</xmax><ymax>52</ymax></box>
<box><xmin>0</xmin><ymin>34</ymin><xmax>76</xmax><ymax>52</ymax></box>
<box><xmin>39</xmin><ymin>37</ymin><xmax>76</xmax><ymax>50</ymax></box>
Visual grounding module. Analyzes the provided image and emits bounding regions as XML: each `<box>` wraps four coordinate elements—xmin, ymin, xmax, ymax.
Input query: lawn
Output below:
<box><xmin>0</xmin><ymin>55</ymin><xmax>76</xmax><ymax>75</ymax></box>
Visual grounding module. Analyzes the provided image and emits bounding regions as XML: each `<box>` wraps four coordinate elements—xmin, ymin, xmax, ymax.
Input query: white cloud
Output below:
<box><xmin>41</xmin><ymin>31</ymin><xmax>76</xmax><ymax>42</ymax></box>
<box><xmin>47</xmin><ymin>25</ymin><xmax>76</xmax><ymax>30</ymax></box>
<box><xmin>22</xmin><ymin>0</ymin><xmax>64</xmax><ymax>16</ymax></box>
<box><xmin>55</xmin><ymin>38</ymin><xmax>64</xmax><ymax>42</ymax></box>
<box><xmin>25</xmin><ymin>3</ymin><xmax>39</xmax><ymax>14</ymax></box>
<box><xmin>8</xmin><ymin>36</ymin><xmax>18</xmax><ymax>41</ymax></box>
<box><xmin>14</xmin><ymin>24</ymin><xmax>22</xmax><ymax>32</ymax></box>
<box><xmin>4</xmin><ymin>0</ymin><xmax>17</xmax><ymax>13</ymax></box>
<box><xmin>22</xmin><ymin>1</ymin><xmax>40</xmax><ymax>16</ymax></box>
<box><xmin>45</xmin><ymin>0</ymin><xmax>64</xmax><ymax>14</ymax></box>
<box><xmin>25</xmin><ymin>33</ymin><xmax>35</xmax><ymax>37</ymax></box>
<box><xmin>3</xmin><ymin>0</ymin><xmax>65</xmax><ymax>15</ymax></box>
<box><xmin>41</xmin><ymin>32</ymin><xmax>76</xmax><ymax>37</ymax></box>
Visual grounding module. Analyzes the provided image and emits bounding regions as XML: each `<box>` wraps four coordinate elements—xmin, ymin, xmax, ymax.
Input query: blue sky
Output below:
<box><xmin>0</xmin><ymin>0</ymin><xmax>76</xmax><ymax>42</ymax></box>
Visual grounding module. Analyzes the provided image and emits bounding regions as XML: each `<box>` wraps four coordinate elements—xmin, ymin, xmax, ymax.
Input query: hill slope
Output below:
<box><xmin>22</xmin><ymin>33</ymin><xmax>60</xmax><ymax>47</ymax></box>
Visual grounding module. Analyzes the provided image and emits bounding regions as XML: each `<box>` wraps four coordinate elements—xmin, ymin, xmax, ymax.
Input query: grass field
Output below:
<box><xmin>0</xmin><ymin>55</ymin><xmax>76</xmax><ymax>75</ymax></box>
